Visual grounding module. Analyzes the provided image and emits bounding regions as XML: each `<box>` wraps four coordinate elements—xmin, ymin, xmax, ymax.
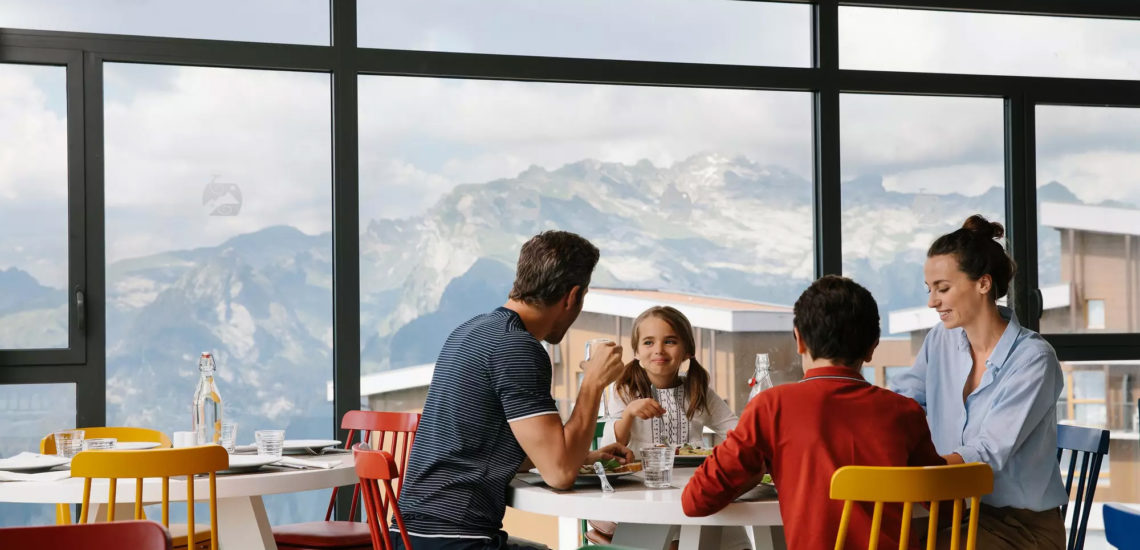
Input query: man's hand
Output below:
<box><xmin>623</xmin><ymin>398</ymin><xmax>666</xmax><ymax>420</ymax></box>
<box><xmin>586</xmin><ymin>442</ymin><xmax>635</xmax><ymax>465</ymax></box>
<box><xmin>580</xmin><ymin>341</ymin><xmax>624</xmax><ymax>389</ymax></box>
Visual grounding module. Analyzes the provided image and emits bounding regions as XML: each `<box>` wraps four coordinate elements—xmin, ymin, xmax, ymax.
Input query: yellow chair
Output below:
<box><xmin>830</xmin><ymin>463</ymin><xmax>994</xmax><ymax>550</ymax></box>
<box><xmin>71</xmin><ymin>446</ymin><xmax>228</xmax><ymax>550</ymax></box>
<box><xmin>42</xmin><ymin>427</ymin><xmax>172</xmax><ymax>525</ymax></box>
<box><xmin>40</xmin><ymin>426</ymin><xmax>172</xmax><ymax>455</ymax></box>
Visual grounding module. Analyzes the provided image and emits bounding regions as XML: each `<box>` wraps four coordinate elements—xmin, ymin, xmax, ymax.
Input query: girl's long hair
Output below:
<box><xmin>614</xmin><ymin>306</ymin><xmax>710</xmax><ymax>420</ymax></box>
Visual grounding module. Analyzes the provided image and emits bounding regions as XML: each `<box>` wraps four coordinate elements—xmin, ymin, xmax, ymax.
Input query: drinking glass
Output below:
<box><xmin>585</xmin><ymin>338</ymin><xmax>617</xmax><ymax>420</ymax></box>
<box><xmin>640</xmin><ymin>445</ymin><xmax>676</xmax><ymax>489</ymax></box>
<box><xmin>255</xmin><ymin>429</ymin><xmax>285</xmax><ymax>458</ymax></box>
<box><xmin>53</xmin><ymin>430</ymin><xmax>85</xmax><ymax>458</ymax></box>
<box><xmin>219</xmin><ymin>422</ymin><xmax>238</xmax><ymax>453</ymax></box>
<box><xmin>172</xmin><ymin>431</ymin><xmax>196</xmax><ymax>448</ymax></box>
<box><xmin>84</xmin><ymin>438</ymin><xmax>116</xmax><ymax>450</ymax></box>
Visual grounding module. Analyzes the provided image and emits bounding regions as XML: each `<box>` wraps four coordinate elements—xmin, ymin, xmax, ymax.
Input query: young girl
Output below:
<box><xmin>604</xmin><ymin>305</ymin><xmax>738</xmax><ymax>452</ymax></box>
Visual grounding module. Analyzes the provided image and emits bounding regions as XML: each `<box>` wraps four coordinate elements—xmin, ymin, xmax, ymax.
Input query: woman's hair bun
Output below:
<box><xmin>961</xmin><ymin>214</ymin><xmax>1004</xmax><ymax>240</ymax></box>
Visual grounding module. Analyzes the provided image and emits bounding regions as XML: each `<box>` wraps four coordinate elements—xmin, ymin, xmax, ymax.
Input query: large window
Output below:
<box><xmin>4</xmin><ymin>0</ymin><xmax>1140</xmax><ymax>532</ymax></box>
<box><xmin>0</xmin><ymin>64</ymin><xmax>69</xmax><ymax>350</ymax></box>
<box><xmin>358</xmin><ymin>0</ymin><xmax>811</xmax><ymax>67</ymax></box>
<box><xmin>358</xmin><ymin>76</ymin><xmax>813</xmax><ymax>413</ymax></box>
<box><xmin>840</xmin><ymin>93</ymin><xmax>1005</xmax><ymax>370</ymax></box>
<box><xmin>1036</xmin><ymin>105</ymin><xmax>1140</xmax><ymax>335</ymax></box>
<box><xmin>840</xmin><ymin>7</ymin><xmax>1140</xmax><ymax>80</ymax></box>
<box><xmin>103</xmin><ymin>63</ymin><xmax>334</xmax><ymax>524</ymax></box>
<box><xmin>0</xmin><ymin>0</ymin><xmax>328</xmax><ymax>45</ymax></box>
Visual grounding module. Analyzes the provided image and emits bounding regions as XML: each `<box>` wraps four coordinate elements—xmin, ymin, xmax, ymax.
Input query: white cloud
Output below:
<box><xmin>0</xmin><ymin>65</ymin><xmax>67</xmax><ymax>202</ymax></box>
<box><xmin>1038</xmin><ymin>151</ymin><xmax>1140</xmax><ymax>205</ymax></box>
<box><xmin>103</xmin><ymin>64</ymin><xmax>332</xmax><ymax>262</ymax></box>
<box><xmin>883</xmin><ymin>163</ymin><xmax>1005</xmax><ymax>197</ymax></box>
<box><xmin>841</xmin><ymin>7</ymin><xmax>1140</xmax><ymax>80</ymax></box>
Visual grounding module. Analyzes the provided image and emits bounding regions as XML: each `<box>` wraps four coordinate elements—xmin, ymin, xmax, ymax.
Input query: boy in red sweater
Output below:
<box><xmin>682</xmin><ymin>275</ymin><xmax>944</xmax><ymax>549</ymax></box>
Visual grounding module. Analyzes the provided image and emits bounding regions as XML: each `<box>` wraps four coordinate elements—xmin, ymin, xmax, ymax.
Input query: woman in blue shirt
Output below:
<box><xmin>892</xmin><ymin>214</ymin><xmax>1067</xmax><ymax>549</ymax></box>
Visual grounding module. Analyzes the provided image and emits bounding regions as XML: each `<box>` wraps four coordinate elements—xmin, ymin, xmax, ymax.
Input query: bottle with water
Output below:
<box><xmin>192</xmin><ymin>352</ymin><xmax>224</xmax><ymax>445</ymax></box>
<box><xmin>748</xmin><ymin>353</ymin><xmax>774</xmax><ymax>400</ymax></box>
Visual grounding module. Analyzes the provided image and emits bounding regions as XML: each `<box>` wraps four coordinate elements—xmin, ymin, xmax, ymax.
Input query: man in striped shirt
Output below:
<box><xmin>395</xmin><ymin>230</ymin><xmax>633</xmax><ymax>550</ymax></box>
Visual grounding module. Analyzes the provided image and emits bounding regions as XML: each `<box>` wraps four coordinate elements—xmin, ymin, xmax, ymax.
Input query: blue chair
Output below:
<box><xmin>1104</xmin><ymin>504</ymin><xmax>1140</xmax><ymax>549</ymax></box>
<box><xmin>1056</xmin><ymin>424</ymin><xmax>1110</xmax><ymax>550</ymax></box>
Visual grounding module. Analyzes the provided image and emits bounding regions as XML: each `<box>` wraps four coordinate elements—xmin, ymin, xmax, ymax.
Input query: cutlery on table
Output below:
<box><xmin>592</xmin><ymin>461</ymin><xmax>614</xmax><ymax>493</ymax></box>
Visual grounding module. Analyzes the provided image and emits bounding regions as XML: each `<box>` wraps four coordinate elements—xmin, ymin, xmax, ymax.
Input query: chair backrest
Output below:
<box><xmin>1103</xmin><ymin>503</ymin><xmax>1140</xmax><ymax>549</ymax></box>
<box><xmin>324</xmin><ymin>410</ymin><xmax>421</xmax><ymax>521</ymax></box>
<box><xmin>0</xmin><ymin>520</ymin><xmax>172</xmax><ymax>550</ymax></box>
<box><xmin>40</xmin><ymin>426</ymin><xmax>173</xmax><ymax>454</ymax></box>
<box><xmin>1056</xmin><ymin>424</ymin><xmax>1110</xmax><ymax>550</ymax></box>
<box><xmin>42</xmin><ymin>427</ymin><xmax>173</xmax><ymax>524</ymax></box>
<box><xmin>354</xmin><ymin>445</ymin><xmax>413</xmax><ymax>550</ymax></box>
<box><xmin>71</xmin><ymin>445</ymin><xmax>229</xmax><ymax>550</ymax></box>
<box><xmin>830</xmin><ymin>463</ymin><xmax>994</xmax><ymax>550</ymax></box>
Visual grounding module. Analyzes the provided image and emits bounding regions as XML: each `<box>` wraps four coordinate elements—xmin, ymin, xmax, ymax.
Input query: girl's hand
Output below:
<box><xmin>624</xmin><ymin>398</ymin><xmax>666</xmax><ymax>420</ymax></box>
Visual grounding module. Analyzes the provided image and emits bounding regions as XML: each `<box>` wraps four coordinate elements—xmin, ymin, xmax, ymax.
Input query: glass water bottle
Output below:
<box><xmin>192</xmin><ymin>352</ymin><xmax>224</xmax><ymax>445</ymax></box>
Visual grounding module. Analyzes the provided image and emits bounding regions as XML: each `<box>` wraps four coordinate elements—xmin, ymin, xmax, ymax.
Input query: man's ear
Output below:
<box><xmin>793</xmin><ymin>327</ymin><xmax>807</xmax><ymax>355</ymax></box>
<box><xmin>564</xmin><ymin>285</ymin><xmax>583</xmax><ymax>311</ymax></box>
<box><xmin>863</xmin><ymin>338</ymin><xmax>879</xmax><ymax>363</ymax></box>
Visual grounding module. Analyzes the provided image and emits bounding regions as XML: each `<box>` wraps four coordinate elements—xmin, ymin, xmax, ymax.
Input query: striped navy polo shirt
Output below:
<box><xmin>395</xmin><ymin>307</ymin><xmax>559</xmax><ymax>539</ymax></box>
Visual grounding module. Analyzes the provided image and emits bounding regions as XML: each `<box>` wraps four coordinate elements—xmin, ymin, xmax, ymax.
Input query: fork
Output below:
<box><xmin>592</xmin><ymin>461</ymin><xmax>615</xmax><ymax>493</ymax></box>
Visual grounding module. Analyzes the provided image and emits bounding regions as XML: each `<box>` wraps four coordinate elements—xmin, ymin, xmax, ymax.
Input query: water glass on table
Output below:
<box><xmin>172</xmin><ymin>431</ymin><xmax>196</xmax><ymax>448</ymax></box>
<box><xmin>255</xmin><ymin>429</ymin><xmax>285</xmax><ymax>458</ymax></box>
<box><xmin>640</xmin><ymin>445</ymin><xmax>676</xmax><ymax>489</ymax></box>
<box><xmin>53</xmin><ymin>430</ymin><xmax>85</xmax><ymax>458</ymax></box>
<box><xmin>84</xmin><ymin>438</ymin><xmax>116</xmax><ymax>450</ymax></box>
<box><xmin>585</xmin><ymin>338</ymin><xmax>617</xmax><ymax>420</ymax></box>
<box><xmin>219</xmin><ymin>422</ymin><xmax>238</xmax><ymax>453</ymax></box>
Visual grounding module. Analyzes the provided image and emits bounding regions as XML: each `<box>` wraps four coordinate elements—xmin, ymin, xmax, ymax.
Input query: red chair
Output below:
<box><xmin>355</xmin><ymin>445</ymin><xmax>413</xmax><ymax>550</ymax></box>
<box><xmin>273</xmin><ymin>411</ymin><xmax>421</xmax><ymax>550</ymax></box>
<box><xmin>0</xmin><ymin>520</ymin><xmax>172</xmax><ymax>550</ymax></box>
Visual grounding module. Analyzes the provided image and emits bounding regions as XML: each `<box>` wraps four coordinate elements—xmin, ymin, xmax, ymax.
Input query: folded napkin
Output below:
<box><xmin>0</xmin><ymin>452</ymin><xmax>68</xmax><ymax>469</ymax></box>
<box><xmin>274</xmin><ymin>456</ymin><xmax>335</xmax><ymax>470</ymax></box>
<box><xmin>0</xmin><ymin>469</ymin><xmax>72</xmax><ymax>482</ymax></box>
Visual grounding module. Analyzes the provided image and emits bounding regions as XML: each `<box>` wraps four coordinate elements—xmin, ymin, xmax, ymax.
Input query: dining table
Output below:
<box><xmin>0</xmin><ymin>453</ymin><xmax>358</xmax><ymax>550</ymax></box>
<box><xmin>507</xmin><ymin>466</ymin><xmax>786</xmax><ymax>550</ymax></box>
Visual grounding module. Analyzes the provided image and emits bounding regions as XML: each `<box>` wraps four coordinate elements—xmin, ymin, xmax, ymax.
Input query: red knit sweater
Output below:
<box><xmin>682</xmin><ymin>366</ymin><xmax>945</xmax><ymax>550</ymax></box>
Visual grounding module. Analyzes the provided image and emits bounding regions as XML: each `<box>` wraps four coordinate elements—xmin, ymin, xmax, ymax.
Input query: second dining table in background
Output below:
<box><xmin>0</xmin><ymin>453</ymin><xmax>358</xmax><ymax>550</ymax></box>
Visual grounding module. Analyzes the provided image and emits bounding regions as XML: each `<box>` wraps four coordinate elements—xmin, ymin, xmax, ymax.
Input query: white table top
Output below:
<box><xmin>0</xmin><ymin>455</ymin><xmax>357</xmax><ymax>504</ymax></box>
<box><xmin>507</xmin><ymin>467</ymin><xmax>782</xmax><ymax>527</ymax></box>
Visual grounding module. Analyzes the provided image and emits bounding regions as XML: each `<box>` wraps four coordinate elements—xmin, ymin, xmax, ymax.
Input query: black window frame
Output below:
<box><xmin>1</xmin><ymin>0</ymin><xmax>1139</xmax><ymax>518</ymax></box>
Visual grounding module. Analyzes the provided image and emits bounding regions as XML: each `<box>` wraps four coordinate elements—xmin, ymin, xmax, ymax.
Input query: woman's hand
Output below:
<box><xmin>624</xmin><ymin>398</ymin><xmax>667</xmax><ymax>420</ymax></box>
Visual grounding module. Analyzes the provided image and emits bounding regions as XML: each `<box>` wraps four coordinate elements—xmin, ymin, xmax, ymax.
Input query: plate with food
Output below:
<box><xmin>674</xmin><ymin>444</ymin><xmax>713</xmax><ymax>467</ymax></box>
<box><xmin>530</xmin><ymin>459</ymin><xmax>642</xmax><ymax>484</ymax></box>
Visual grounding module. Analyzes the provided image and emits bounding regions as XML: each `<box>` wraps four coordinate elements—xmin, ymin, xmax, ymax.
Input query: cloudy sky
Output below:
<box><xmin>2</xmin><ymin>1</ymin><xmax>1140</xmax><ymax>288</ymax></box>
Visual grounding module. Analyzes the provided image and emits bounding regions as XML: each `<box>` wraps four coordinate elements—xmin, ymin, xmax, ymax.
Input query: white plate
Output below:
<box><xmin>114</xmin><ymin>441</ymin><xmax>162</xmax><ymax>450</ymax></box>
<box><xmin>529</xmin><ymin>467</ymin><xmax>637</xmax><ymax>483</ymax></box>
<box><xmin>283</xmin><ymin>439</ymin><xmax>341</xmax><ymax>452</ymax></box>
<box><xmin>0</xmin><ymin>453</ymin><xmax>71</xmax><ymax>473</ymax></box>
<box><xmin>221</xmin><ymin>455</ymin><xmax>280</xmax><ymax>473</ymax></box>
<box><xmin>234</xmin><ymin>439</ymin><xmax>342</xmax><ymax>454</ymax></box>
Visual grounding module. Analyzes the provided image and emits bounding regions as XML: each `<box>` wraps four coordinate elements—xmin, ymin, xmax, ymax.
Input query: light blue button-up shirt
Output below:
<box><xmin>891</xmin><ymin>307</ymin><xmax>1068</xmax><ymax>511</ymax></box>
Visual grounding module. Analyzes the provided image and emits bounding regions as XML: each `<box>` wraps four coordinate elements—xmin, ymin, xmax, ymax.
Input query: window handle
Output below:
<box><xmin>1032</xmin><ymin>287</ymin><xmax>1043</xmax><ymax>321</ymax></box>
<box><xmin>75</xmin><ymin>286</ymin><xmax>86</xmax><ymax>333</ymax></box>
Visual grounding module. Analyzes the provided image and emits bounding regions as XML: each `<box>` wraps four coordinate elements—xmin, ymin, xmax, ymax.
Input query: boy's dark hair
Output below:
<box><xmin>508</xmin><ymin>230</ymin><xmax>600</xmax><ymax>307</ymax></box>
<box><xmin>927</xmin><ymin>214</ymin><xmax>1016</xmax><ymax>301</ymax></box>
<box><xmin>793</xmin><ymin>275</ymin><xmax>880</xmax><ymax>368</ymax></box>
